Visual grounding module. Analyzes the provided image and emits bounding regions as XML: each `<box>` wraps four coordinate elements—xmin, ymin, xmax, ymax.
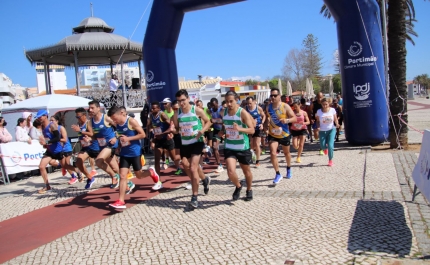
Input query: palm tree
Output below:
<box><xmin>320</xmin><ymin>0</ymin><xmax>424</xmax><ymax>148</ymax></box>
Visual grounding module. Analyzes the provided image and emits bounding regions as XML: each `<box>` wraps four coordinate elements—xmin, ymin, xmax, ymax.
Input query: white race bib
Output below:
<box><xmin>293</xmin><ymin>123</ymin><xmax>303</xmax><ymax>130</ymax></box>
<box><xmin>153</xmin><ymin>127</ymin><xmax>162</xmax><ymax>135</ymax></box>
<box><xmin>271</xmin><ymin>128</ymin><xmax>282</xmax><ymax>136</ymax></box>
<box><xmin>120</xmin><ymin>138</ymin><xmax>130</xmax><ymax>147</ymax></box>
<box><xmin>181</xmin><ymin>125</ymin><xmax>194</xmax><ymax>137</ymax></box>
<box><xmin>226</xmin><ymin>128</ymin><xmax>240</xmax><ymax>140</ymax></box>
<box><xmin>97</xmin><ymin>138</ymin><xmax>107</xmax><ymax>146</ymax></box>
<box><xmin>80</xmin><ymin>139</ymin><xmax>90</xmax><ymax>147</ymax></box>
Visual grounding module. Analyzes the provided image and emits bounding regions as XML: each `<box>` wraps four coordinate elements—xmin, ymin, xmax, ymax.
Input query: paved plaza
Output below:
<box><xmin>0</xmin><ymin>98</ymin><xmax>429</xmax><ymax>265</ymax></box>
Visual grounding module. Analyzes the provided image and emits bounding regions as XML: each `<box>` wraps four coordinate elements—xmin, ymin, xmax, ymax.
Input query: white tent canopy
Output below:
<box><xmin>2</xmin><ymin>94</ymin><xmax>104</xmax><ymax>141</ymax></box>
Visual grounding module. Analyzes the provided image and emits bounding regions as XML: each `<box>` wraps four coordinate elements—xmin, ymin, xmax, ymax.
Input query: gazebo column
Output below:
<box><xmin>138</xmin><ymin>58</ymin><xmax>142</xmax><ymax>88</ymax></box>
<box><xmin>120</xmin><ymin>58</ymin><xmax>127</xmax><ymax>108</ymax></box>
<box><xmin>110</xmin><ymin>62</ymin><xmax>113</xmax><ymax>79</ymax></box>
<box><xmin>46</xmin><ymin>64</ymin><xmax>52</xmax><ymax>94</ymax></box>
<box><xmin>43</xmin><ymin>59</ymin><xmax>50</xmax><ymax>95</ymax></box>
<box><xmin>73</xmin><ymin>51</ymin><xmax>81</xmax><ymax>96</ymax></box>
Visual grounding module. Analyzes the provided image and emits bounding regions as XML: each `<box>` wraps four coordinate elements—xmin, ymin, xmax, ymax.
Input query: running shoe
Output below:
<box><xmin>286</xmin><ymin>168</ymin><xmax>292</xmax><ymax>179</ymax></box>
<box><xmin>251</xmin><ymin>151</ymin><xmax>257</xmax><ymax>164</ymax></box>
<box><xmin>109</xmin><ymin>200</ymin><xmax>126</xmax><ymax>209</ymax></box>
<box><xmin>61</xmin><ymin>168</ymin><xmax>66</xmax><ymax>176</ymax></box>
<box><xmin>78</xmin><ymin>173</ymin><xmax>85</xmax><ymax>182</ymax></box>
<box><xmin>68</xmin><ymin>177</ymin><xmax>78</xmax><ymax>185</ymax></box>
<box><xmin>232</xmin><ymin>185</ymin><xmax>242</xmax><ymax>200</ymax></box>
<box><xmin>202</xmin><ymin>176</ymin><xmax>211</xmax><ymax>195</ymax></box>
<box><xmin>206</xmin><ymin>146</ymin><xmax>212</xmax><ymax>157</ymax></box>
<box><xmin>189</xmin><ymin>196</ymin><xmax>198</xmax><ymax>208</ymax></box>
<box><xmin>165</xmin><ymin>158</ymin><xmax>170</xmax><ymax>166</ymax></box>
<box><xmin>149</xmin><ymin>167</ymin><xmax>160</xmax><ymax>183</ymax></box>
<box><xmin>174</xmin><ymin>168</ymin><xmax>183</xmax><ymax>175</ymax></box>
<box><xmin>296</xmin><ymin>157</ymin><xmax>301</xmax><ymax>163</ymax></box>
<box><xmin>319</xmin><ymin>150</ymin><xmax>324</xmax><ymax>156</ymax></box>
<box><xmin>185</xmin><ymin>182</ymin><xmax>192</xmax><ymax>190</ymax></box>
<box><xmin>126</xmin><ymin>181</ymin><xmax>135</xmax><ymax>195</ymax></box>
<box><xmin>90</xmin><ymin>170</ymin><xmax>98</xmax><ymax>176</ymax></box>
<box><xmin>38</xmin><ymin>186</ymin><xmax>51</xmax><ymax>194</ymax></box>
<box><xmin>328</xmin><ymin>160</ymin><xmax>333</xmax><ymax>167</ymax></box>
<box><xmin>110</xmin><ymin>174</ymin><xmax>120</xmax><ymax>189</ymax></box>
<box><xmin>152</xmin><ymin>181</ymin><xmax>163</xmax><ymax>191</ymax></box>
<box><xmin>214</xmin><ymin>165</ymin><xmax>224</xmax><ymax>173</ymax></box>
<box><xmin>255</xmin><ymin>161</ymin><xmax>260</xmax><ymax>167</ymax></box>
<box><xmin>127</xmin><ymin>171</ymin><xmax>134</xmax><ymax>179</ymax></box>
<box><xmin>323</xmin><ymin>149</ymin><xmax>328</xmax><ymax>156</ymax></box>
<box><xmin>85</xmin><ymin>177</ymin><xmax>96</xmax><ymax>189</ymax></box>
<box><xmin>273</xmin><ymin>173</ymin><xmax>282</xmax><ymax>184</ymax></box>
<box><xmin>245</xmin><ymin>190</ymin><xmax>253</xmax><ymax>201</ymax></box>
<box><xmin>203</xmin><ymin>157</ymin><xmax>210</xmax><ymax>164</ymax></box>
<box><xmin>261</xmin><ymin>150</ymin><xmax>266</xmax><ymax>155</ymax></box>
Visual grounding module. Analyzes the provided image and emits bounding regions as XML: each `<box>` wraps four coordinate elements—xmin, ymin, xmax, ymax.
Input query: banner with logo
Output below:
<box><xmin>0</xmin><ymin>140</ymin><xmax>46</xmax><ymax>174</ymax></box>
<box><xmin>412</xmin><ymin>130</ymin><xmax>430</xmax><ymax>201</ymax></box>
<box><xmin>324</xmin><ymin>0</ymin><xmax>389</xmax><ymax>145</ymax></box>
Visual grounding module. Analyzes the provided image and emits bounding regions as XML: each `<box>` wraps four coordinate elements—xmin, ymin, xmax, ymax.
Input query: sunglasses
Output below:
<box><xmin>75</xmin><ymin>115</ymin><xmax>83</xmax><ymax>119</ymax></box>
<box><xmin>270</xmin><ymin>94</ymin><xmax>279</xmax><ymax>98</ymax></box>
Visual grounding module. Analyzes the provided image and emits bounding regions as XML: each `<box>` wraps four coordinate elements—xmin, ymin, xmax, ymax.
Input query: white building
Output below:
<box><xmin>36</xmin><ymin>63</ymin><xmax>67</xmax><ymax>94</ymax></box>
<box><xmin>80</xmin><ymin>65</ymin><xmax>142</xmax><ymax>89</ymax></box>
<box><xmin>0</xmin><ymin>73</ymin><xmax>16</xmax><ymax>110</ymax></box>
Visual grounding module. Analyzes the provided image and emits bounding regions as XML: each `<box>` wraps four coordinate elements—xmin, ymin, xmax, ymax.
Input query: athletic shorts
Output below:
<box><xmin>173</xmin><ymin>134</ymin><xmax>181</xmax><ymax>149</ymax></box>
<box><xmin>224</xmin><ymin>149</ymin><xmax>252</xmax><ymax>165</ymax></box>
<box><xmin>204</xmin><ymin>130</ymin><xmax>213</xmax><ymax>141</ymax></box>
<box><xmin>312</xmin><ymin>122</ymin><xmax>319</xmax><ymax>130</ymax></box>
<box><xmin>180</xmin><ymin>142</ymin><xmax>205</xmax><ymax>159</ymax></box>
<box><xmin>252</xmin><ymin>129</ymin><xmax>262</xmax><ymax>138</ymax></box>
<box><xmin>63</xmin><ymin>151</ymin><xmax>73</xmax><ymax>157</ymax></box>
<box><xmin>290</xmin><ymin>129</ymin><xmax>308</xmax><ymax>137</ymax></box>
<box><xmin>338</xmin><ymin>118</ymin><xmax>343</xmax><ymax>126</ymax></box>
<box><xmin>119</xmin><ymin>156</ymin><xmax>142</xmax><ymax>171</ymax></box>
<box><xmin>212</xmin><ymin>129</ymin><xmax>221</xmax><ymax>141</ymax></box>
<box><xmin>100</xmin><ymin>146</ymin><xmax>116</xmax><ymax>158</ymax></box>
<box><xmin>268</xmin><ymin>134</ymin><xmax>291</xmax><ymax>146</ymax></box>
<box><xmin>154</xmin><ymin>138</ymin><xmax>175</xmax><ymax>151</ymax></box>
<box><xmin>82</xmin><ymin>148</ymin><xmax>99</xmax><ymax>159</ymax></box>
<box><xmin>44</xmin><ymin>150</ymin><xmax>64</xmax><ymax>161</ymax></box>
<box><xmin>260</xmin><ymin>130</ymin><xmax>268</xmax><ymax>138</ymax></box>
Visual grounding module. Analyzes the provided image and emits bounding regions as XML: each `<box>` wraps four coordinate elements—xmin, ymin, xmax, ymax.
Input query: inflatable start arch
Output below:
<box><xmin>142</xmin><ymin>0</ymin><xmax>389</xmax><ymax>145</ymax></box>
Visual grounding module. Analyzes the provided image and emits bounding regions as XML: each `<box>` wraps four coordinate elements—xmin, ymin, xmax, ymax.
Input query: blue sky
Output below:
<box><xmin>0</xmin><ymin>0</ymin><xmax>429</xmax><ymax>88</ymax></box>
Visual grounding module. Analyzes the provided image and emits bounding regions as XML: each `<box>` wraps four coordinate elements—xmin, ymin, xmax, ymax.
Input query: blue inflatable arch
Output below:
<box><xmin>143</xmin><ymin>0</ymin><xmax>388</xmax><ymax>145</ymax></box>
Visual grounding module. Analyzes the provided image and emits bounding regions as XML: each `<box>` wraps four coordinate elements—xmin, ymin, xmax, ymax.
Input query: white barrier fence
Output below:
<box><xmin>0</xmin><ymin>141</ymin><xmax>46</xmax><ymax>184</ymax></box>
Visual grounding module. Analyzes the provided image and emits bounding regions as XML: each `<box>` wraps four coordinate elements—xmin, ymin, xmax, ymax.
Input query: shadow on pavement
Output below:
<box><xmin>348</xmin><ymin>200</ymin><xmax>412</xmax><ymax>257</ymax></box>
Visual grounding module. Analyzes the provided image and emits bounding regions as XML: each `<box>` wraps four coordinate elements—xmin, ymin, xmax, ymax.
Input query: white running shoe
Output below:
<box><xmin>152</xmin><ymin>181</ymin><xmax>163</xmax><ymax>191</ymax></box>
<box><xmin>185</xmin><ymin>182</ymin><xmax>192</xmax><ymax>190</ymax></box>
<box><xmin>214</xmin><ymin>165</ymin><xmax>224</xmax><ymax>173</ymax></box>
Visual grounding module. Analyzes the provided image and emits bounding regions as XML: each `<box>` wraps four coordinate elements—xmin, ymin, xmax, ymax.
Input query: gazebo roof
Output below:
<box><xmin>25</xmin><ymin>16</ymin><xmax>142</xmax><ymax>66</ymax></box>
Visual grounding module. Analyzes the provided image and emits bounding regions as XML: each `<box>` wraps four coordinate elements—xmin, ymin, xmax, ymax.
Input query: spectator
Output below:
<box><xmin>30</xmin><ymin>119</ymin><xmax>43</xmax><ymax>140</ymax></box>
<box><xmin>0</xmin><ymin>117</ymin><xmax>12</xmax><ymax>143</ymax></box>
<box><xmin>22</xmin><ymin>112</ymin><xmax>33</xmax><ymax>133</ymax></box>
<box><xmin>16</xmin><ymin>118</ymin><xmax>32</xmax><ymax>144</ymax></box>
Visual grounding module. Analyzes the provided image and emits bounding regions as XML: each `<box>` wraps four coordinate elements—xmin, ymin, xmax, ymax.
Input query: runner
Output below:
<box><xmin>170</xmin><ymin>100</ymin><xmax>183</xmax><ymax>175</ymax></box>
<box><xmin>71</xmin><ymin>108</ymin><xmax>100</xmax><ymax>183</ymax></box>
<box><xmin>300</xmin><ymin>98</ymin><xmax>313</xmax><ymax>143</ymax></box>
<box><xmin>310</xmin><ymin>92</ymin><xmax>324</xmax><ymax>155</ymax></box>
<box><xmin>107</xmin><ymin>106</ymin><xmax>161</xmax><ymax>209</ymax></box>
<box><xmin>315</xmin><ymin>98</ymin><xmax>340</xmax><ymax>166</ymax></box>
<box><xmin>86</xmin><ymin>100</ymin><xmax>120</xmax><ymax>189</ymax></box>
<box><xmin>203</xmin><ymin>102</ymin><xmax>214</xmax><ymax>164</ymax></box>
<box><xmin>172</xmin><ymin>89</ymin><xmax>212</xmax><ymax>209</ymax></box>
<box><xmin>219</xmin><ymin>91</ymin><xmax>255</xmax><ymax>201</ymax></box>
<box><xmin>209</xmin><ymin>98</ymin><xmax>224</xmax><ymax>173</ymax></box>
<box><xmin>245</xmin><ymin>96</ymin><xmax>266</xmax><ymax>166</ymax></box>
<box><xmin>260</xmin><ymin>98</ymin><xmax>270</xmax><ymax>155</ymax></box>
<box><xmin>266</xmin><ymin>88</ymin><xmax>297</xmax><ymax>184</ymax></box>
<box><xmin>147</xmin><ymin>101</ymin><xmax>174</xmax><ymax>182</ymax></box>
<box><xmin>332</xmin><ymin>98</ymin><xmax>343</xmax><ymax>142</ymax></box>
<box><xmin>162</xmin><ymin>98</ymin><xmax>182</xmax><ymax>171</ymax></box>
<box><xmin>290</xmin><ymin>102</ymin><xmax>310</xmax><ymax>163</ymax></box>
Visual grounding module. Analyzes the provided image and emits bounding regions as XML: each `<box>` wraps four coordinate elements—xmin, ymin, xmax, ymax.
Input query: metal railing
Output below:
<box><xmin>80</xmin><ymin>88</ymin><xmax>147</xmax><ymax>108</ymax></box>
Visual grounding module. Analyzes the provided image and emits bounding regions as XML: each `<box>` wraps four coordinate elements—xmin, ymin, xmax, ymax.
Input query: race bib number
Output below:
<box><xmin>97</xmin><ymin>138</ymin><xmax>107</xmax><ymax>146</ymax></box>
<box><xmin>322</xmin><ymin>116</ymin><xmax>333</xmax><ymax>124</ymax></box>
<box><xmin>120</xmin><ymin>138</ymin><xmax>130</xmax><ymax>147</ymax></box>
<box><xmin>271</xmin><ymin>128</ymin><xmax>282</xmax><ymax>136</ymax></box>
<box><xmin>293</xmin><ymin>123</ymin><xmax>303</xmax><ymax>130</ymax></box>
<box><xmin>181</xmin><ymin>125</ymin><xmax>194</xmax><ymax>137</ymax></box>
<box><xmin>226</xmin><ymin>128</ymin><xmax>240</xmax><ymax>140</ymax></box>
<box><xmin>153</xmin><ymin>127</ymin><xmax>162</xmax><ymax>135</ymax></box>
<box><xmin>80</xmin><ymin>139</ymin><xmax>90</xmax><ymax>147</ymax></box>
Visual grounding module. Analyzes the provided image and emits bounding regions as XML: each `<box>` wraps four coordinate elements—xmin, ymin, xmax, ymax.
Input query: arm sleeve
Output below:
<box><xmin>47</xmin><ymin>130</ymin><xmax>60</xmax><ymax>144</ymax></box>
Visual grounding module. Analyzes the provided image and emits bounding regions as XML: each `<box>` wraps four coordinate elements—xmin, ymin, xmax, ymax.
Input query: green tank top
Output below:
<box><xmin>223</xmin><ymin>107</ymin><xmax>249</xmax><ymax>151</ymax></box>
<box><xmin>164</xmin><ymin>109</ymin><xmax>174</xmax><ymax>119</ymax></box>
<box><xmin>203</xmin><ymin>107</ymin><xmax>213</xmax><ymax>131</ymax></box>
<box><xmin>178</xmin><ymin>105</ymin><xmax>204</xmax><ymax>145</ymax></box>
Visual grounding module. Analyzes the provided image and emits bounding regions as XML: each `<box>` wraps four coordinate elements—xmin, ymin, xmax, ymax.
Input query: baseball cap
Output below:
<box><xmin>128</xmin><ymin>113</ymin><xmax>135</xmax><ymax>118</ymax></box>
<box><xmin>162</xmin><ymin>98</ymin><xmax>171</xmax><ymax>103</ymax></box>
<box><xmin>35</xmin><ymin>109</ymin><xmax>49</xmax><ymax>119</ymax></box>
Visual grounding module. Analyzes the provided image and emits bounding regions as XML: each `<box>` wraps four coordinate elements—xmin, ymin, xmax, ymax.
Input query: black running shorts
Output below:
<box><xmin>268</xmin><ymin>134</ymin><xmax>291</xmax><ymax>146</ymax></box>
<box><xmin>44</xmin><ymin>150</ymin><xmax>64</xmax><ymax>161</ymax></box>
<box><xmin>290</xmin><ymin>129</ymin><xmax>308</xmax><ymax>137</ymax></box>
<box><xmin>154</xmin><ymin>138</ymin><xmax>175</xmax><ymax>151</ymax></box>
<box><xmin>119</xmin><ymin>155</ymin><xmax>142</xmax><ymax>171</ymax></box>
<box><xmin>180</xmin><ymin>142</ymin><xmax>205</xmax><ymax>159</ymax></box>
<box><xmin>224</xmin><ymin>149</ymin><xmax>252</xmax><ymax>165</ymax></box>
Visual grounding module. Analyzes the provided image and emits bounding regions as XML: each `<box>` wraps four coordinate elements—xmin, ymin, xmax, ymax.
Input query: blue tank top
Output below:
<box><xmin>78</xmin><ymin>121</ymin><xmax>99</xmax><ymax>151</ymax></box>
<box><xmin>151</xmin><ymin>112</ymin><xmax>168</xmax><ymax>139</ymax></box>
<box><xmin>92</xmin><ymin>114</ymin><xmax>118</xmax><ymax>148</ymax></box>
<box><xmin>58</xmin><ymin>125</ymin><xmax>73</xmax><ymax>153</ymax></box>
<box><xmin>246</xmin><ymin>105</ymin><xmax>262</xmax><ymax>128</ymax></box>
<box><xmin>116</xmin><ymin>117</ymin><xmax>141</xmax><ymax>157</ymax></box>
<box><xmin>43</xmin><ymin>122</ymin><xmax>63</xmax><ymax>154</ymax></box>
<box><xmin>210</xmin><ymin>106</ymin><xmax>223</xmax><ymax>130</ymax></box>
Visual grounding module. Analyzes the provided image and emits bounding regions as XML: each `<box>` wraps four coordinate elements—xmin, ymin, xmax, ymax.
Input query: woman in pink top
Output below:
<box><xmin>290</xmin><ymin>102</ymin><xmax>310</xmax><ymax>163</ymax></box>
<box><xmin>0</xmin><ymin>117</ymin><xmax>12</xmax><ymax>143</ymax></box>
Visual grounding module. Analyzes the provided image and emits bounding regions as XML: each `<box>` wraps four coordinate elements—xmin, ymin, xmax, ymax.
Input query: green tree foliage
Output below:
<box><xmin>332</xmin><ymin>74</ymin><xmax>342</xmax><ymax>94</ymax></box>
<box><xmin>302</xmin><ymin>34</ymin><xmax>323</xmax><ymax>78</ymax></box>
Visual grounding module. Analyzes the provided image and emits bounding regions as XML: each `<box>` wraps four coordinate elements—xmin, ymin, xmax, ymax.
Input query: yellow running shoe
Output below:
<box><xmin>141</xmin><ymin>154</ymin><xmax>146</xmax><ymax>166</ymax></box>
<box><xmin>296</xmin><ymin>157</ymin><xmax>301</xmax><ymax>163</ymax></box>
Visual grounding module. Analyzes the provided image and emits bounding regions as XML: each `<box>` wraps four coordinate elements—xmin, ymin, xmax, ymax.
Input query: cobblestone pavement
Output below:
<box><xmin>1</xmin><ymin>141</ymin><xmax>424</xmax><ymax>265</ymax></box>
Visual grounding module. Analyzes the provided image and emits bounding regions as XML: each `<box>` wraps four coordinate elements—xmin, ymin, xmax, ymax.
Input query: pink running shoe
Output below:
<box><xmin>149</xmin><ymin>167</ymin><xmax>160</xmax><ymax>183</ymax></box>
<box><xmin>109</xmin><ymin>200</ymin><xmax>126</xmax><ymax>209</ymax></box>
<box><xmin>68</xmin><ymin>177</ymin><xmax>78</xmax><ymax>185</ymax></box>
<box><xmin>90</xmin><ymin>170</ymin><xmax>98</xmax><ymax>176</ymax></box>
<box><xmin>328</xmin><ymin>160</ymin><xmax>333</xmax><ymax>167</ymax></box>
<box><xmin>323</xmin><ymin>149</ymin><xmax>328</xmax><ymax>156</ymax></box>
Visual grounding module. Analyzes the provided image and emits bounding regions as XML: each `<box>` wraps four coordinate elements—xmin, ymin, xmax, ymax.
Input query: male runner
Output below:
<box><xmin>162</xmin><ymin>98</ymin><xmax>181</xmax><ymax>171</ymax></box>
<box><xmin>209</xmin><ymin>98</ymin><xmax>224</xmax><ymax>173</ymax></box>
<box><xmin>107</xmin><ymin>106</ymin><xmax>160</xmax><ymax>209</ymax></box>
<box><xmin>171</xmin><ymin>100</ymin><xmax>183</xmax><ymax>175</ymax></box>
<box><xmin>261</xmin><ymin>98</ymin><xmax>270</xmax><ymax>155</ymax></box>
<box><xmin>172</xmin><ymin>89</ymin><xmax>212</xmax><ymax>208</ymax></box>
<box><xmin>219</xmin><ymin>91</ymin><xmax>255</xmax><ymax>201</ymax></box>
<box><xmin>245</xmin><ymin>96</ymin><xmax>266</xmax><ymax>166</ymax></box>
<box><xmin>310</xmin><ymin>92</ymin><xmax>324</xmax><ymax>154</ymax></box>
<box><xmin>266</xmin><ymin>88</ymin><xmax>297</xmax><ymax>184</ymax></box>
<box><xmin>86</xmin><ymin>100</ymin><xmax>120</xmax><ymax>189</ymax></box>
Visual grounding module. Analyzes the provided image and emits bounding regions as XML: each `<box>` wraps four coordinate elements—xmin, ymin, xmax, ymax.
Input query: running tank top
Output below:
<box><xmin>164</xmin><ymin>109</ymin><xmax>174</xmax><ymax>119</ymax></box>
<box><xmin>203</xmin><ymin>107</ymin><xmax>213</xmax><ymax>131</ymax></box>
<box><xmin>223</xmin><ymin>107</ymin><xmax>250</xmax><ymax>151</ymax></box>
<box><xmin>211</xmin><ymin>106</ymin><xmax>223</xmax><ymax>130</ymax></box>
<box><xmin>151</xmin><ymin>111</ymin><xmax>168</xmax><ymax>139</ymax></box>
<box><xmin>312</xmin><ymin>100</ymin><xmax>322</xmax><ymax>117</ymax></box>
<box><xmin>78</xmin><ymin>121</ymin><xmax>99</xmax><ymax>151</ymax></box>
<box><xmin>290</xmin><ymin>110</ymin><xmax>307</xmax><ymax>131</ymax></box>
<box><xmin>92</xmin><ymin>114</ymin><xmax>118</xmax><ymax>148</ymax></box>
<box><xmin>246</xmin><ymin>105</ymin><xmax>261</xmax><ymax>128</ymax></box>
<box><xmin>116</xmin><ymin>117</ymin><xmax>141</xmax><ymax>157</ymax></box>
<box><xmin>178</xmin><ymin>105</ymin><xmax>203</xmax><ymax>145</ymax></box>
<box><xmin>58</xmin><ymin>125</ymin><xmax>73</xmax><ymax>153</ymax></box>
<box><xmin>268</xmin><ymin>103</ymin><xmax>290</xmax><ymax>138</ymax></box>
<box><xmin>43</xmin><ymin>122</ymin><xmax>63</xmax><ymax>154</ymax></box>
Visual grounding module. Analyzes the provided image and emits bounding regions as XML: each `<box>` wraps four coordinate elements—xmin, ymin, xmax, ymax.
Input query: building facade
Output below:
<box><xmin>35</xmin><ymin>63</ymin><xmax>67</xmax><ymax>94</ymax></box>
<box><xmin>0</xmin><ymin>73</ymin><xmax>16</xmax><ymax>109</ymax></box>
<box><xmin>80</xmin><ymin>65</ymin><xmax>142</xmax><ymax>89</ymax></box>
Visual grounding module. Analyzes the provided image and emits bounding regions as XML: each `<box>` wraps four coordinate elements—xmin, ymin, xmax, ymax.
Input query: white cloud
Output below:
<box><xmin>228</xmin><ymin>75</ymin><xmax>261</xmax><ymax>81</ymax></box>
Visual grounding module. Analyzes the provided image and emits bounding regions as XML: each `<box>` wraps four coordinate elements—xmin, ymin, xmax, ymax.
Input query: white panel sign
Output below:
<box><xmin>412</xmin><ymin>130</ymin><xmax>430</xmax><ymax>201</ymax></box>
